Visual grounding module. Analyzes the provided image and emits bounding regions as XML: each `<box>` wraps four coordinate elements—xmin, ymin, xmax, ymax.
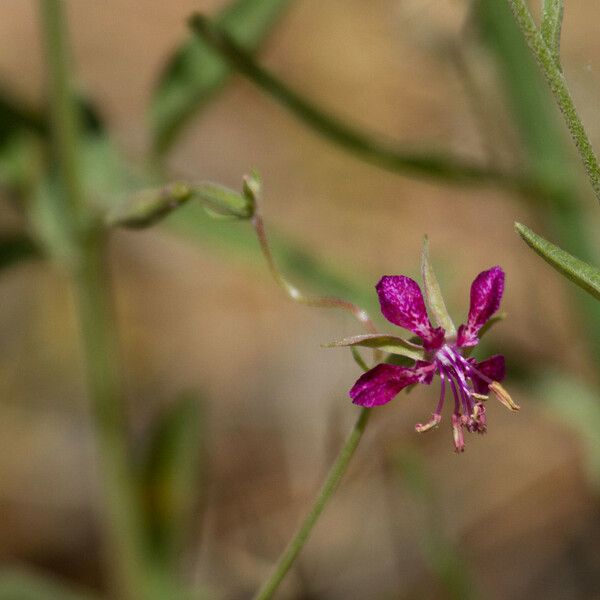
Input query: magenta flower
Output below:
<box><xmin>344</xmin><ymin>262</ymin><xmax>518</xmax><ymax>453</ymax></box>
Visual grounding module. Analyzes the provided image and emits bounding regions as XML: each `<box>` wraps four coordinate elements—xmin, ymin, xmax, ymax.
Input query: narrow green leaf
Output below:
<box><xmin>420</xmin><ymin>236</ymin><xmax>456</xmax><ymax>337</ymax></box>
<box><xmin>325</xmin><ymin>334</ymin><xmax>425</xmax><ymax>361</ymax></box>
<box><xmin>515</xmin><ymin>222</ymin><xmax>600</xmax><ymax>301</ymax></box>
<box><xmin>541</xmin><ymin>0</ymin><xmax>564</xmax><ymax>66</ymax></box>
<box><xmin>139</xmin><ymin>393</ymin><xmax>206</xmax><ymax>566</ymax></box>
<box><xmin>150</xmin><ymin>0</ymin><xmax>291</xmax><ymax>156</ymax></box>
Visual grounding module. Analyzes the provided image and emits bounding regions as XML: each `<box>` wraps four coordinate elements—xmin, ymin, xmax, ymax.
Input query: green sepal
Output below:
<box><xmin>325</xmin><ymin>334</ymin><xmax>425</xmax><ymax>361</ymax></box>
<box><xmin>420</xmin><ymin>235</ymin><xmax>456</xmax><ymax>337</ymax></box>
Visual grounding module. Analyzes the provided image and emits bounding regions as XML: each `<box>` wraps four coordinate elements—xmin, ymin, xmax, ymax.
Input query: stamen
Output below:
<box><xmin>415</xmin><ymin>413</ymin><xmax>442</xmax><ymax>433</ymax></box>
<box><xmin>416</xmin><ymin>368</ymin><xmax>447</xmax><ymax>432</ymax></box>
<box><xmin>489</xmin><ymin>381</ymin><xmax>520</xmax><ymax>411</ymax></box>
<box><xmin>451</xmin><ymin>414</ymin><xmax>465</xmax><ymax>453</ymax></box>
<box><xmin>441</xmin><ymin>348</ymin><xmax>474</xmax><ymax>415</ymax></box>
<box><xmin>471</xmin><ymin>393</ymin><xmax>488</xmax><ymax>401</ymax></box>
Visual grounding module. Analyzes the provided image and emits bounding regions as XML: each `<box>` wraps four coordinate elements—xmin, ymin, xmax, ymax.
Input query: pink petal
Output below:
<box><xmin>349</xmin><ymin>362</ymin><xmax>434</xmax><ymax>408</ymax></box>
<box><xmin>471</xmin><ymin>355</ymin><xmax>505</xmax><ymax>394</ymax></box>
<box><xmin>376</xmin><ymin>276</ymin><xmax>444</xmax><ymax>349</ymax></box>
<box><xmin>457</xmin><ymin>267</ymin><xmax>504</xmax><ymax>347</ymax></box>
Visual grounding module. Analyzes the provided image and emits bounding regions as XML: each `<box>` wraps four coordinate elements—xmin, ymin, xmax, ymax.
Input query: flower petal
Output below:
<box><xmin>349</xmin><ymin>362</ymin><xmax>434</xmax><ymax>408</ymax></box>
<box><xmin>470</xmin><ymin>355</ymin><xmax>505</xmax><ymax>394</ymax></box>
<box><xmin>457</xmin><ymin>267</ymin><xmax>505</xmax><ymax>347</ymax></box>
<box><xmin>376</xmin><ymin>276</ymin><xmax>444</xmax><ymax>349</ymax></box>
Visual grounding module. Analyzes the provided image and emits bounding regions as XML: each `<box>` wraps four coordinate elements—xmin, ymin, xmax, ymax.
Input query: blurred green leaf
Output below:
<box><xmin>188</xmin><ymin>14</ymin><xmax>538</xmax><ymax>194</ymax></box>
<box><xmin>536</xmin><ymin>371</ymin><xmax>600</xmax><ymax>489</ymax></box>
<box><xmin>541</xmin><ymin>0</ymin><xmax>564</xmax><ymax>65</ymax></box>
<box><xmin>325</xmin><ymin>334</ymin><xmax>425</xmax><ymax>361</ymax></box>
<box><xmin>421</xmin><ymin>236</ymin><xmax>456</xmax><ymax>336</ymax></box>
<box><xmin>0</xmin><ymin>234</ymin><xmax>40</xmax><ymax>270</ymax></box>
<box><xmin>0</xmin><ymin>91</ymin><xmax>46</xmax><ymax>148</ymax></box>
<box><xmin>140</xmin><ymin>393</ymin><xmax>206</xmax><ymax>567</ymax></box>
<box><xmin>474</xmin><ymin>0</ymin><xmax>573</xmax><ymax>204</ymax></box>
<box><xmin>0</xmin><ymin>568</ymin><xmax>97</xmax><ymax>600</ymax></box>
<box><xmin>515</xmin><ymin>222</ymin><xmax>600</xmax><ymax>301</ymax></box>
<box><xmin>150</xmin><ymin>0</ymin><xmax>291</xmax><ymax>157</ymax></box>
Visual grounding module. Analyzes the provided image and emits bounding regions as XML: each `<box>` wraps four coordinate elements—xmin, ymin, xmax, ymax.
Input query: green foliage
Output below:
<box><xmin>0</xmin><ymin>235</ymin><xmax>40</xmax><ymax>270</ymax></box>
<box><xmin>420</xmin><ymin>236</ymin><xmax>456</xmax><ymax>337</ymax></box>
<box><xmin>188</xmin><ymin>13</ymin><xmax>534</xmax><ymax>192</ymax></box>
<box><xmin>150</xmin><ymin>0</ymin><xmax>291</xmax><ymax>157</ymax></box>
<box><xmin>139</xmin><ymin>393</ymin><xmax>206</xmax><ymax>567</ymax></box>
<box><xmin>474</xmin><ymin>0</ymin><xmax>573</xmax><ymax>204</ymax></box>
<box><xmin>325</xmin><ymin>334</ymin><xmax>426</xmax><ymax>361</ymax></box>
<box><xmin>515</xmin><ymin>222</ymin><xmax>600</xmax><ymax>301</ymax></box>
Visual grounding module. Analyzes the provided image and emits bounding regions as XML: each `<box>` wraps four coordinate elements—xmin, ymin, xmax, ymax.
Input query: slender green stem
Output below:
<box><xmin>541</xmin><ymin>0</ymin><xmax>564</xmax><ymax>66</ymax></box>
<box><xmin>253</xmin><ymin>408</ymin><xmax>371</xmax><ymax>600</ymax></box>
<box><xmin>40</xmin><ymin>2</ymin><xmax>148</xmax><ymax>599</ymax></box>
<box><xmin>40</xmin><ymin>0</ymin><xmax>83</xmax><ymax>234</ymax></box>
<box><xmin>188</xmin><ymin>14</ymin><xmax>542</xmax><ymax>199</ymax></box>
<box><xmin>506</xmin><ymin>0</ymin><xmax>600</xmax><ymax>203</ymax></box>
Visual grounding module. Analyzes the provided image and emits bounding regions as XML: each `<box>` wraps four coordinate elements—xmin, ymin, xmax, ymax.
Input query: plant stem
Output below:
<box><xmin>40</xmin><ymin>2</ymin><xmax>148</xmax><ymax>598</ymax></box>
<box><xmin>41</xmin><ymin>0</ymin><xmax>83</xmax><ymax>233</ymax></box>
<box><xmin>541</xmin><ymin>0</ymin><xmax>564</xmax><ymax>66</ymax></box>
<box><xmin>506</xmin><ymin>0</ymin><xmax>600</xmax><ymax>204</ymax></box>
<box><xmin>188</xmin><ymin>14</ymin><xmax>541</xmax><ymax>199</ymax></box>
<box><xmin>253</xmin><ymin>408</ymin><xmax>371</xmax><ymax>600</ymax></box>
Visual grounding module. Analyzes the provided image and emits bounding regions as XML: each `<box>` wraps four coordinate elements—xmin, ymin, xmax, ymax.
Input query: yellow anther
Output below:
<box><xmin>489</xmin><ymin>381</ymin><xmax>520</xmax><ymax>411</ymax></box>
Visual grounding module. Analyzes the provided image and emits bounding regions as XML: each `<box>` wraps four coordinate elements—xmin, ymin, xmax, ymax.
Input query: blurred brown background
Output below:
<box><xmin>1</xmin><ymin>1</ymin><xmax>600</xmax><ymax>598</ymax></box>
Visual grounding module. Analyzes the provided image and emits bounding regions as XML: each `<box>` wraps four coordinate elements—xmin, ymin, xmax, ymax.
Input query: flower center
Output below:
<box><xmin>434</xmin><ymin>344</ymin><xmax>488</xmax><ymax>436</ymax></box>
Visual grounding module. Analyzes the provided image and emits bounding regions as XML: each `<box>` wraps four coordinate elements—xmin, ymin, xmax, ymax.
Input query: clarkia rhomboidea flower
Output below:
<box><xmin>334</xmin><ymin>243</ymin><xmax>518</xmax><ymax>452</ymax></box>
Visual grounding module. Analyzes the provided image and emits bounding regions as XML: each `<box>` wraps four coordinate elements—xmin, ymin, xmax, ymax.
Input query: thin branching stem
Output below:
<box><xmin>506</xmin><ymin>0</ymin><xmax>600</xmax><ymax>204</ymax></box>
<box><xmin>252</xmin><ymin>212</ymin><xmax>377</xmax><ymax>333</ymax></box>
<box><xmin>253</xmin><ymin>407</ymin><xmax>371</xmax><ymax>600</ymax></box>
<box><xmin>188</xmin><ymin>14</ymin><xmax>543</xmax><ymax>199</ymax></box>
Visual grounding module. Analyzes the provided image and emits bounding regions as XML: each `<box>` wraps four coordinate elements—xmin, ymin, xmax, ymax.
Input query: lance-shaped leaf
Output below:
<box><xmin>139</xmin><ymin>393</ymin><xmax>206</xmax><ymax>567</ymax></box>
<box><xmin>515</xmin><ymin>222</ymin><xmax>600</xmax><ymax>301</ymax></box>
<box><xmin>420</xmin><ymin>236</ymin><xmax>456</xmax><ymax>337</ymax></box>
<box><xmin>325</xmin><ymin>334</ymin><xmax>425</xmax><ymax>361</ymax></box>
<box><xmin>150</xmin><ymin>0</ymin><xmax>291</xmax><ymax>156</ymax></box>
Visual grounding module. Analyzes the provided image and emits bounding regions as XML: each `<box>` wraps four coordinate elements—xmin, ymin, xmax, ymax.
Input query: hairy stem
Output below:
<box><xmin>506</xmin><ymin>0</ymin><xmax>600</xmax><ymax>203</ymax></box>
<box><xmin>253</xmin><ymin>408</ymin><xmax>371</xmax><ymax>600</ymax></box>
<box><xmin>41</xmin><ymin>2</ymin><xmax>148</xmax><ymax>598</ymax></box>
<box><xmin>541</xmin><ymin>0</ymin><xmax>564</xmax><ymax>66</ymax></box>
